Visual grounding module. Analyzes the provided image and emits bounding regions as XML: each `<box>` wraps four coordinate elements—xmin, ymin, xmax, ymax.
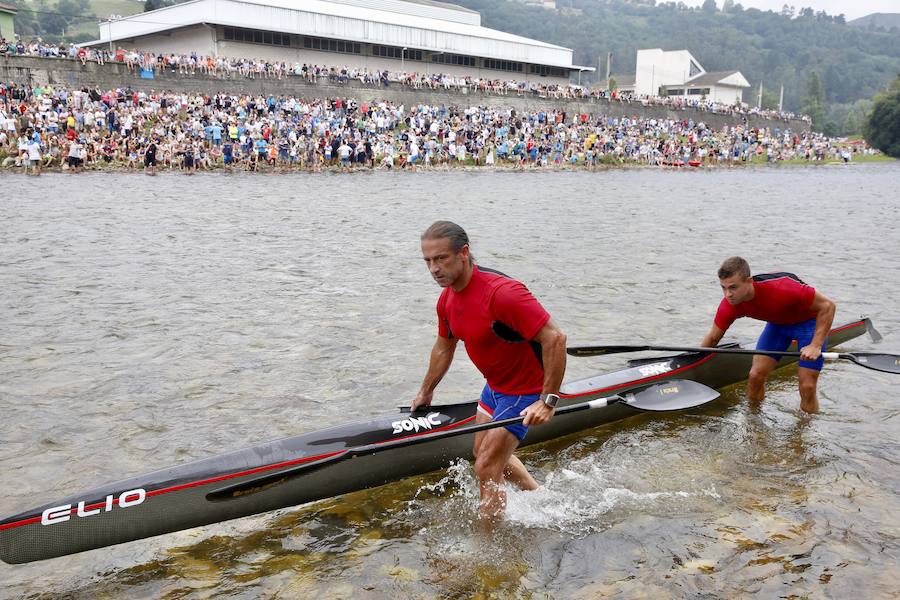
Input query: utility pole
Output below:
<box><xmin>778</xmin><ymin>84</ymin><xmax>784</xmax><ymax>112</ymax></box>
<box><xmin>757</xmin><ymin>80</ymin><xmax>763</xmax><ymax>108</ymax></box>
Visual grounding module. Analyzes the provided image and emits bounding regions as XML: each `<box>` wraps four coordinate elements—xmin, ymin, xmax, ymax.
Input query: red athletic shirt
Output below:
<box><xmin>437</xmin><ymin>266</ymin><xmax>550</xmax><ymax>395</ymax></box>
<box><xmin>714</xmin><ymin>273</ymin><xmax>817</xmax><ymax>330</ymax></box>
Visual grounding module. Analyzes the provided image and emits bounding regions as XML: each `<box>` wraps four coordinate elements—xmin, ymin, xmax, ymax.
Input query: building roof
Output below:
<box><xmin>87</xmin><ymin>0</ymin><xmax>581</xmax><ymax>69</ymax></box>
<box><xmin>319</xmin><ymin>0</ymin><xmax>479</xmax><ymax>24</ymax></box>
<box><xmin>685</xmin><ymin>70</ymin><xmax>750</xmax><ymax>88</ymax></box>
<box><xmin>0</xmin><ymin>1</ymin><xmax>18</xmax><ymax>13</ymax></box>
<box><xmin>385</xmin><ymin>0</ymin><xmax>478</xmax><ymax>15</ymax></box>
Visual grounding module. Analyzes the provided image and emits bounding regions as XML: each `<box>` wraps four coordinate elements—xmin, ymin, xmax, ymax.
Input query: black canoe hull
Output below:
<box><xmin>0</xmin><ymin>319</ymin><xmax>871</xmax><ymax>564</ymax></box>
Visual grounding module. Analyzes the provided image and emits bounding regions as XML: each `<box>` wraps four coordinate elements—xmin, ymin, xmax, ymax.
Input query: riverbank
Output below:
<box><xmin>2</xmin><ymin>150</ymin><xmax>890</xmax><ymax>175</ymax></box>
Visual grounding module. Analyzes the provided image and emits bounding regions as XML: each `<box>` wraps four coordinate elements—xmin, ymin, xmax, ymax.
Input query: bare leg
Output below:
<box><xmin>473</xmin><ymin>414</ymin><xmax>537</xmax><ymax>490</ymax></box>
<box><xmin>747</xmin><ymin>354</ymin><xmax>778</xmax><ymax>407</ymax></box>
<box><xmin>502</xmin><ymin>455</ymin><xmax>539</xmax><ymax>491</ymax></box>
<box><xmin>473</xmin><ymin>426</ymin><xmax>522</xmax><ymax>522</ymax></box>
<box><xmin>797</xmin><ymin>368</ymin><xmax>820</xmax><ymax>413</ymax></box>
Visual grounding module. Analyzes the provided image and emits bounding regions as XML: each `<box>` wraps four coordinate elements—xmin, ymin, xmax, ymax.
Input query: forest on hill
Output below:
<box><xmin>455</xmin><ymin>0</ymin><xmax>900</xmax><ymax>134</ymax></box>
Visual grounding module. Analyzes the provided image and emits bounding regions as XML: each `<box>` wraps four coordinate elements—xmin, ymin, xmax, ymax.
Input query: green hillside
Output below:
<box><xmin>10</xmin><ymin>0</ymin><xmax>143</xmax><ymax>42</ymax></box>
<box><xmin>76</xmin><ymin>0</ymin><xmax>144</xmax><ymax>38</ymax></box>
<box><xmin>848</xmin><ymin>13</ymin><xmax>900</xmax><ymax>31</ymax></box>
<box><xmin>454</xmin><ymin>0</ymin><xmax>900</xmax><ymax>134</ymax></box>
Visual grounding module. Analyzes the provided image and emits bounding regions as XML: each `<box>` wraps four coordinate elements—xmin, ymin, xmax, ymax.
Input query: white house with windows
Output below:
<box><xmin>82</xmin><ymin>0</ymin><xmax>592</xmax><ymax>84</ymax></box>
<box><xmin>610</xmin><ymin>48</ymin><xmax>750</xmax><ymax>104</ymax></box>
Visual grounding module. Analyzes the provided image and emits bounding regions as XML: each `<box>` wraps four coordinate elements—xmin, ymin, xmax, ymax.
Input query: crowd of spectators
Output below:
<box><xmin>1</xmin><ymin>80</ymin><xmax>871</xmax><ymax>175</ymax></box>
<box><xmin>2</xmin><ymin>37</ymin><xmax>809</xmax><ymax>123</ymax></box>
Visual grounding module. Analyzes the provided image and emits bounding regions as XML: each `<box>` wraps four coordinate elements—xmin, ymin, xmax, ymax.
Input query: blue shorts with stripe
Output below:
<box><xmin>756</xmin><ymin>318</ymin><xmax>827</xmax><ymax>371</ymax></box>
<box><xmin>477</xmin><ymin>384</ymin><xmax>539</xmax><ymax>442</ymax></box>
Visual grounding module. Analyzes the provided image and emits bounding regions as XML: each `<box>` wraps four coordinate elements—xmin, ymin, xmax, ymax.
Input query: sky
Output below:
<box><xmin>678</xmin><ymin>0</ymin><xmax>899</xmax><ymax>21</ymax></box>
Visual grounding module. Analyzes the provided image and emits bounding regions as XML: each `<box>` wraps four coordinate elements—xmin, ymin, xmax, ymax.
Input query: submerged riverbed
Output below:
<box><xmin>1</xmin><ymin>164</ymin><xmax>898</xmax><ymax>598</ymax></box>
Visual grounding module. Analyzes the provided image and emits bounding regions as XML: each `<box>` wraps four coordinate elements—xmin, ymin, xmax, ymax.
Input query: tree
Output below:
<box><xmin>802</xmin><ymin>71</ymin><xmax>826</xmax><ymax>130</ymax></box>
<box><xmin>843</xmin><ymin>110</ymin><xmax>859</xmax><ymax>135</ymax></box>
<box><xmin>144</xmin><ymin>0</ymin><xmax>177</xmax><ymax>11</ymax></box>
<box><xmin>864</xmin><ymin>75</ymin><xmax>900</xmax><ymax>158</ymax></box>
<box><xmin>760</xmin><ymin>88</ymin><xmax>780</xmax><ymax>110</ymax></box>
<box><xmin>37</xmin><ymin>0</ymin><xmax>66</xmax><ymax>35</ymax></box>
<box><xmin>9</xmin><ymin>0</ymin><xmax>40</xmax><ymax>35</ymax></box>
<box><xmin>701</xmin><ymin>0</ymin><xmax>717</xmax><ymax>13</ymax></box>
<box><xmin>722</xmin><ymin>0</ymin><xmax>734</xmax><ymax>13</ymax></box>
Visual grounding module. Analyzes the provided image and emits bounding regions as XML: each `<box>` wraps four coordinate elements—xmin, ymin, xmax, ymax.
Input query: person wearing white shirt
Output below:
<box><xmin>26</xmin><ymin>138</ymin><xmax>42</xmax><ymax>175</ymax></box>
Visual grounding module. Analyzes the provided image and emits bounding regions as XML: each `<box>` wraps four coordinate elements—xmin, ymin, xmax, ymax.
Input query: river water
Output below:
<box><xmin>1</xmin><ymin>164</ymin><xmax>898</xmax><ymax>598</ymax></box>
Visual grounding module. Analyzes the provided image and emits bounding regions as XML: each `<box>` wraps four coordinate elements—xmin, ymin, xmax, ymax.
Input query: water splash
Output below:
<box><xmin>404</xmin><ymin>443</ymin><xmax>721</xmax><ymax>541</ymax></box>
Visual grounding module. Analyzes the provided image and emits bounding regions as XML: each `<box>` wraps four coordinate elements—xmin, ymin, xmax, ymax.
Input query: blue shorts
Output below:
<box><xmin>756</xmin><ymin>318</ymin><xmax>826</xmax><ymax>371</ymax></box>
<box><xmin>477</xmin><ymin>384</ymin><xmax>538</xmax><ymax>442</ymax></box>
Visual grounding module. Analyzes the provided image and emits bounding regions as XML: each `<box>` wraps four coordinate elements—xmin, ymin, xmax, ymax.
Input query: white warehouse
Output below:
<box><xmin>84</xmin><ymin>0</ymin><xmax>592</xmax><ymax>85</ymax></box>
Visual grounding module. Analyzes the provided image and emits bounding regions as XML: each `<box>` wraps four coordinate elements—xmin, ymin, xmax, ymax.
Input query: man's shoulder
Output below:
<box><xmin>752</xmin><ymin>272</ymin><xmax>805</xmax><ymax>285</ymax></box>
<box><xmin>752</xmin><ymin>272</ymin><xmax>811</xmax><ymax>296</ymax></box>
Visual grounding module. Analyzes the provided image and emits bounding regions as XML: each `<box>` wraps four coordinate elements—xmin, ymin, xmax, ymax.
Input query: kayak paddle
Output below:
<box><xmin>206</xmin><ymin>379</ymin><xmax>719</xmax><ymax>501</ymax></box>
<box><xmin>567</xmin><ymin>345</ymin><xmax>900</xmax><ymax>374</ymax></box>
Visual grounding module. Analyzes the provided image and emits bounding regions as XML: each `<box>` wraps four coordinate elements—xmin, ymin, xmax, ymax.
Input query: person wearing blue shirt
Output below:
<box><xmin>209</xmin><ymin>124</ymin><xmax>223</xmax><ymax>146</ymax></box>
<box><xmin>255</xmin><ymin>137</ymin><xmax>268</xmax><ymax>156</ymax></box>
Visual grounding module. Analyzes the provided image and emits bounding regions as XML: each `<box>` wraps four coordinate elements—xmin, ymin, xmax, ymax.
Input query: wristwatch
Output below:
<box><xmin>541</xmin><ymin>393</ymin><xmax>560</xmax><ymax>408</ymax></box>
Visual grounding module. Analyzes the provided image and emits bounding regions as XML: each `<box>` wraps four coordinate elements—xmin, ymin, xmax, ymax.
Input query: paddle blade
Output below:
<box><xmin>567</xmin><ymin>345</ymin><xmax>649</xmax><ymax>357</ymax></box>
<box><xmin>845</xmin><ymin>352</ymin><xmax>900</xmax><ymax>374</ymax></box>
<box><xmin>865</xmin><ymin>319</ymin><xmax>884</xmax><ymax>344</ymax></box>
<box><xmin>625</xmin><ymin>380</ymin><xmax>720</xmax><ymax>412</ymax></box>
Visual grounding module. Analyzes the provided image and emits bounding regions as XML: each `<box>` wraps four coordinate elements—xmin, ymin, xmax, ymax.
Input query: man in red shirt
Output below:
<box><xmin>700</xmin><ymin>256</ymin><xmax>836</xmax><ymax>413</ymax></box>
<box><xmin>413</xmin><ymin>221</ymin><xmax>567</xmax><ymax>521</ymax></box>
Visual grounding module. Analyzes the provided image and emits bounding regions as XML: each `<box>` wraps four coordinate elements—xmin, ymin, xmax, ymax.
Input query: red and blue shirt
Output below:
<box><xmin>437</xmin><ymin>266</ymin><xmax>550</xmax><ymax>395</ymax></box>
<box><xmin>714</xmin><ymin>272</ymin><xmax>817</xmax><ymax>330</ymax></box>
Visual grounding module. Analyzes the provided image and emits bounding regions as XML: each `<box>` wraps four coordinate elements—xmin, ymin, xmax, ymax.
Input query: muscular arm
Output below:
<box><xmin>520</xmin><ymin>319</ymin><xmax>567</xmax><ymax>427</ymax></box>
<box><xmin>801</xmin><ymin>291</ymin><xmax>836</xmax><ymax>361</ymax></box>
<box><xmin>700</xmin><ymin>324</ymin><xmax>726</xmax><ymax>349</ymax></box>
<box><xmin>411</xmin><ymin>335</ymin><xmax>458</xmax><ymax>411</ymax></box>
<box><xmin>534</xmin><ymin>319</ymin><xmax>567</xmax><ymax>398</ymax></box>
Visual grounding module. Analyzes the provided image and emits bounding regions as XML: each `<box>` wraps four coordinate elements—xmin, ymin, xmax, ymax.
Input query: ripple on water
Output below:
<box><xmin>1</xmin><ymin>166</ymin><xmax>899</xmax><ymax>597</ymax></box>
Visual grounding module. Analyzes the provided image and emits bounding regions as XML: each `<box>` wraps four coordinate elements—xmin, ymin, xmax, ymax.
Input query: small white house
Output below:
<box><xmin>610</xmin><ymin>48</ymin><xmax>750</xmax><ymax>104</ymax></box>
<box><xmin>659</xmin><ymin>70</ymin><xmax>751</xmax><ymax>105</ymax></box>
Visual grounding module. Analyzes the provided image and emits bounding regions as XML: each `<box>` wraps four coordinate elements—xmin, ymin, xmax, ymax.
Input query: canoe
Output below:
<box><xmin>0</xmin><ymin>318</ymin><xmax>872</xmax><ymax>564</ymax></box>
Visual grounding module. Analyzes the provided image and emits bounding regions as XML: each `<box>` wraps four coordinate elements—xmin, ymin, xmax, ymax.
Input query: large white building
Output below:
<box><xmin>84</xmin><ymin>0</ymin><xmax>592</xmax><ymax>85</ymax></box>
<box><xmin>613</xmin><ymin>48</ymin><xmax>750</xmax><ymax>105</ymax></box>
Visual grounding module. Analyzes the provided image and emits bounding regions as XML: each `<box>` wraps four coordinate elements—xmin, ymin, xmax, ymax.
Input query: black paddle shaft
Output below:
<box><xmin>567</xmin><ymin>345</ymin><xmax>900</xmax><ymax>374</ymax></box>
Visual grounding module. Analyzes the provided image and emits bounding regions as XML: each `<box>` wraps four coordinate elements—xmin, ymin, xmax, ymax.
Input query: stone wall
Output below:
<box><xmin>1</xmin><ymin>55</ymin><xmax>810</xmax><ymax>132</ymax></box>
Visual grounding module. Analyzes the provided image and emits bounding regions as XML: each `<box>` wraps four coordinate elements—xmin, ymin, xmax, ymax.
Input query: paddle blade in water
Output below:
<box><xmin>845</xmin><ymin>352</ymin><xmax>900</xmax><ymax>374</ymax></box>
<box><xmin>625</xmin><ymin>379</ymin><xmax>720</xmax><ymax>412</ymax></box>
<box><xmin>865</xmin><ymin>320</ymin><xmax>884</xmax><ymax>343</ymax></box>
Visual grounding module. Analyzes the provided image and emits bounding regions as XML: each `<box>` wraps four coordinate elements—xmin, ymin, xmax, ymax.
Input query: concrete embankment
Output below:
<box><xmin>1</xmin><ymin>56</ymin><xmax>809</xmax><ymax>132</ymax></box>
